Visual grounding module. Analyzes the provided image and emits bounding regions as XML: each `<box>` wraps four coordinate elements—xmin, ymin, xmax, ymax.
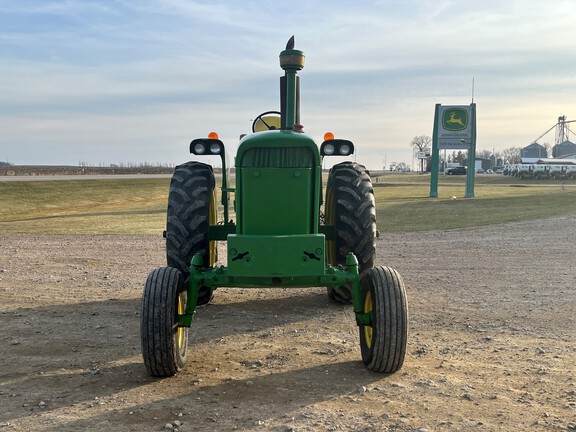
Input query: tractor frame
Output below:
<box><xmin>141</xmin><ymin>37</ymin><xmax>408</xmax><ymax>377</ymax></box>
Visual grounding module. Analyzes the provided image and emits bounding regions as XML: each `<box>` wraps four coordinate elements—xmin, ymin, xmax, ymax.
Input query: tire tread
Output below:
<box><xmin>326</xmin><ymin>162</ymin><xmax>376</xmax><ymax>303</ymax></box>
<box><xmin>360</xmin><ymin>266</ymin><xmax>408</xmax><ymax>373</ymax></box>
<box><xmin>166</xmin><ymin>161</ymin><xmax>215</xmax><ymax>305</ymax></box>
<box><xmin>141</xmin><ymin>267</ymin><xmax>187</xmax><ymax>377</ymax></box>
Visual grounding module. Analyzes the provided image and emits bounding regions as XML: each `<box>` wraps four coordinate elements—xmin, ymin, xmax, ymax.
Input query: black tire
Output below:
<box><xmin>325</xmin><ymin>161</ymin><xmax>376</xmax><ymax>303</ymax></box>
<box><xmin>359</xmin><ymin>266</ymin><xmax>408</xmax><ymax>373</ymax></box>
<box><xmin>166</xmin><ymin>161</ymin><xmax>217</xmax><ymax>306</ymax></box>
<box><xmin>141</xmin><ymin>267</ymin><xmax>188</xmax><ymax>377</ymax></box>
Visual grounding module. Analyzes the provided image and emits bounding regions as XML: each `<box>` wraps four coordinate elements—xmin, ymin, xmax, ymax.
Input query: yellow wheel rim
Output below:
<box><xmin>209</xmin><ymin>189</ymin><xmax>217</xmax><ymax>266</ymax></box>
<box><xmin>325</xmin><ymin>185</ymin><xmax>336</xmax><ymax>265</ymax></box>
<box><xmin>363</xmin><ymin>291</ymin><xmax>373</xmax><ymax>348</ymax></box>
<box><xmin>176</xmin><ymin>291</ymin><xmax>187</xmax><ymax>351</ymax></box>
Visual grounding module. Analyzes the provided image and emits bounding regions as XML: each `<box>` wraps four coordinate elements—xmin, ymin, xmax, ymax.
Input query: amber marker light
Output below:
<box><xmin>323</xmin><ymin>132</ymin><xmax>334</xmax><ymax>141</ymax></box>
<box><xmin>208</xmin><ymin>131</ymin><xmax>219</xmax><ymax>139</ymax></box>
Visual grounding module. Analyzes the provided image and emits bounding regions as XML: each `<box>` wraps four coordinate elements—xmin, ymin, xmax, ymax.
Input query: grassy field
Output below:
<box><xmin>373</xmin><ymin>173</ymin><xmax>576</xmax><ymax>232</ymax></box>
<box><xmin>1</xmin><ymin>173</ymin><xmax>575</xmax><ymax>234</ymax></box>
<box><xmin>0</xmin><ymin>178</ymin><xmax>170</xmax><ymax>235</ymax></box>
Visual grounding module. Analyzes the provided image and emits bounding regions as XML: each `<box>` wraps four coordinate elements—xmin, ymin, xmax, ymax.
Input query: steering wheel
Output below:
<box><xmin>252</xmin><ymin>111</ymin><xmax>281</xmax><ymax>133</ymax></box>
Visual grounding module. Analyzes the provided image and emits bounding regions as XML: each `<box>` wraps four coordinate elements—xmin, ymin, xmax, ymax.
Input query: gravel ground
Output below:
<box><xmin>1</xmin><ymin>217</ymin><xmax>575</xmax><ymax>431</ymax></box>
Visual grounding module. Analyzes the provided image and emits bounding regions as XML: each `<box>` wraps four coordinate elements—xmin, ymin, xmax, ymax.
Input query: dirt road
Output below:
<box><xmin>1</xmin><ymin>217</ymin><xmax>575</xmax><ymax>431</ymax></box>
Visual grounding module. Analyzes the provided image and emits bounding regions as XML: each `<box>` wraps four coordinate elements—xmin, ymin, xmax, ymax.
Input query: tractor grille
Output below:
<box><xmin>239</xmin><ymin>147</ymin><xmax>314</xmax><ymax>168</ymax></box>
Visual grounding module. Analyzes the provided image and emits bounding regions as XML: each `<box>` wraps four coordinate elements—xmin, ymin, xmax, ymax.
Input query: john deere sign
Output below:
<box><xmin>430</xmin><ymin>103</ymin><xmax>477</xmax><ymax>198</ymax></box>
<box><xmin>442</xmin><ymin>108</ymin><xmax>468</xmax><ymax>131</ymax></box>
<box><xmin>437</xmin><ymin>105</ymin><xmax>472</xmax><ymax>149</ymax></box>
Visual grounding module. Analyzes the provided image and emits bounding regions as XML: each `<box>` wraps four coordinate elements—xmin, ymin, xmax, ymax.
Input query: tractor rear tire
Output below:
<box><xmin>141</xmin><ymin>267</ymin><xmax>188</xmax><ymax>377</ymax></box>
<box><xmin>325</xmin><ymin>161</ymin><xmax>376</xmax><ymax>303</ymax></box>
<box><xmin>359</xmin><ymin>266</ymin><xmax>408</xmax><ymax>373</ymax></box>
<box><xmin>166</xmin><ymin>161</ymin><xmax>217</xmax><ymax>306</ymax></box>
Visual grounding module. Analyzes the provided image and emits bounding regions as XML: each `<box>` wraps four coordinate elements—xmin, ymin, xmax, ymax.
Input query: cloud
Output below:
<box><xmin>1</xmin><ymin>0</ymin><xmax>575</xmax><ymax>168</ymax></box>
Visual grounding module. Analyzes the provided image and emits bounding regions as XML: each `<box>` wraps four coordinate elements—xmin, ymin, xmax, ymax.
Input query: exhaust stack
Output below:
<box><xmin>279</xmin><ymin>36</ymin><xmax>305</xmax><ymax>130</ymax></box>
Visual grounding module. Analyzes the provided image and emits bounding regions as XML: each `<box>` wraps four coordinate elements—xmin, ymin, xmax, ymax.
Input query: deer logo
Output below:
<box><xmin>442</xmin><ymin>108</ymin><xmax>468</xmax><ymax>131</ymax></box>
<box><xmin>447</xmin><ymin>112</ymin><xmax>464</xmax><ymax>126</ymax></box>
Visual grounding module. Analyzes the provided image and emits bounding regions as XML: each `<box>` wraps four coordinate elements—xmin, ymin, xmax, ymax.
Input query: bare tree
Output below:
<box><xmin>411</xmin><ymin>135</ymin><xmax>432</xmax><ymax>151</ymax></box>
<box><xmin>410</xmin><ymin>135</ymin><xmax>432</xmax><ymax>173</ymax></box>
<box><xmin>500</xmin><ymin>147</ymin><xmax>522</xmax><ymax>164</ymax></box>
<box><xmin>448</xmin><ymin>150</ymin><xmax>468</xmax><ymax>165</ymax></box>
<box><xmin>476</xmin><ymin>149</ymin><xmax>492</xmax><ymax>159</ymax></box>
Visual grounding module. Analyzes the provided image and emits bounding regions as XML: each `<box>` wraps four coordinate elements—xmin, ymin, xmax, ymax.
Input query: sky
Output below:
<box><xmin>1</xmin><ymin>0</ymin><xmax>575</xmax><ymax>170</ymax></box>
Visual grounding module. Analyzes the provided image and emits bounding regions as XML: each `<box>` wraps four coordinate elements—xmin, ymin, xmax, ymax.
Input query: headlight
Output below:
<box><xmin>190</xmin><ymin>135</ymin><xmax>226</xmax><ymax>156</ymax></box>
<box><xmin>320</xmin><ymin>137</ymin><xmax>354</xmax><ymax>157</ymax></box>
<box><xmin>323</xmin><ymin>143</ymin><xmax>335</xmax><ymax>155</ymax></box>
<box><xmin>339</xmin><ymin>144</ymin><xmax>351</xmax><ymax>155</ymax></box>
<box><xmin>193</xmin><ymin>143</ymin><xmax>206</xmax><ymax>154</ymax></box>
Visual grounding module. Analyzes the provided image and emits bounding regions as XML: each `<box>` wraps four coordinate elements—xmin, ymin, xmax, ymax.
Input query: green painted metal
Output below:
<box><xmin>208</xmin><ymin>224</ymin><xmax>236</xmax><ymax>241</ymax></box>
<box><xmin>347</xmin><ymin>253</ymin><xmax>370</xmax><ymax>326</ymax></box>
<box><xmin>220</xmin><ymin>159</ymin><xmax>231</xmax><ymax>223</ymax></box>
<box><xmin>465</xmin><ymin>103</ymin><xmax>477</xmax><ymax>198</ymax></box>
<box><xmin>235</xmin><ymin>131</ymin><xmax>322</xmax><ymax>235</ymax></box>
<box><xmin>429</xmin><ymin>104</ymin><xmax>441</xmax><ymax>198</ymax></box>
<box><xmin>238</xmin><ymin>168</ymin><xmax>314</xmax><ymax>235</ymax></box>
<box><xmin>236</xmin><ymin>130</ymin><xmax>321</xmax><ymax>166</ymax></box>
<box><xmin>178</xmin><ymin>253</ymin><xmax>203</xmax><ymax>327</ymax></box>
<box><xmin>177</xmin><ymin>38</ymin><xmax>368</xmax><ymax>330</ymax></box>
<box><xmin>179</xmin><ymin>250</ymin><xmax>368</xmax><ymax>328</ymax></box>
<box><xmin>279</xmin><ymin>47</ymin><xmax>305</xmax><ymax>129</ymax></box>
<box><xmin>228</xmin><ymin>234</ymin><xmax>325</xmax><ymax>277</ymax></box>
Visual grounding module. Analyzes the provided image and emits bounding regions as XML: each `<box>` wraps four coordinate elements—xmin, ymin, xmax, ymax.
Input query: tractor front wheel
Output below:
<box><xmin>141</xmin><ymin>267</ymin><xmax>188</xmax><ymax>377</ymax></box>
<box><xmin>359</xmin><ymin>266</ymin><xmax>408</xmax><ymax>373</ymax></box>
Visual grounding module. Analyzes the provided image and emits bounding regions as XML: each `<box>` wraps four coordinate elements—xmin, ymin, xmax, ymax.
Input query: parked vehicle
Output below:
<box><xmin>501</xmin><ymin>163</ymin><xmax>576</xmax><ymax>180</ymax></box>
<box><xmin>533</xmin><ymin>165</ymin><xmax>550</xmax><ymax>179</ymax></box>
<box><xmin>446</xmin><ymin>166</ymin><xmax>467</xmax><ymax>175</ymax></box>
<box><xmin>550</xmin><ymin>165</ymin><xmax>569</xmax><ymax>179</ymax></box>
<box><xmin>517</xmin><ymin>164</ymin><xmax>534</xmax><ymax>179</ymax></box>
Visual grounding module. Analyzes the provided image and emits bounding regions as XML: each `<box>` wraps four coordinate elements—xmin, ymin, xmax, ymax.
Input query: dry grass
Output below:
<box><xmin>1</xmin><ymin>174</ymin><xmax>575</xmax><ymax>234</ymax></box>
<box><xmin>0</xmin><ymin>178</ymin><xmax>169</xmax><ymax>234</ymax></box>
<box><xmin>373</xmin><ymin>173</ymin><xmax>576</xmax><ymax>231</ymax></box>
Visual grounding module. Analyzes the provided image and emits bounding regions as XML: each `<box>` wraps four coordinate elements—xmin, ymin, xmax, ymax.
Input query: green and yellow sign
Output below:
<box><xmin>437</xmin><ymin>105</ymin><xmax>472</xmax><ymax>149</ymax></box>
<box><xmin>442</xmin><ymin>108</ymin><xmax>468</xmax><ymax>131</ymax></box>
<box><xmin>430</xmin><ymin>103</ymin><xmax>477</xmax><ymax>198</ymax></box>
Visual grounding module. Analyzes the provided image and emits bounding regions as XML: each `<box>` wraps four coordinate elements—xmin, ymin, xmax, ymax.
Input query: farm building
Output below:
<box><xmin>521</xmin><ymin>143</ymin><xmax>547</xmax><ymax>158</ymax></box>
<box><xmin>552</xmin><ymin>140</ymin><xmax>576</xmax><ymax>158</ymax></box>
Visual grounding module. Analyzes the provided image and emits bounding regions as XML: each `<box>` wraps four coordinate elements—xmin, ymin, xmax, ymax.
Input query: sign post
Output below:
<box><xmin>429</xmin><ymin>104</ymin><xmax>441</xmax><ymax>198</ymax></box>
<box><xmin>429</xmin><ymin>103</ymin><xmax>476</xmax><ymax>198</ymax></box>
<box><xmin>464</xmin><ymin>104</ymin><xmax>477</xmax><ymax>198</ymax></box>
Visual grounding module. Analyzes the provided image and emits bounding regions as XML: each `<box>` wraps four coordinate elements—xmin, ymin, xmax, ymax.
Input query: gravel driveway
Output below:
<box><xmin>1</xmin><ymin>217</ymin><xmax>575</xmax><ymax>431</ymax></box>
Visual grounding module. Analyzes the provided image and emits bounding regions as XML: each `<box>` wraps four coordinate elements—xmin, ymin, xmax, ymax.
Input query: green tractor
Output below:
<box><xmin>141</xmin><ymin>37</ymin><xmax>408</xmax><ymax>377</ymax></box>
